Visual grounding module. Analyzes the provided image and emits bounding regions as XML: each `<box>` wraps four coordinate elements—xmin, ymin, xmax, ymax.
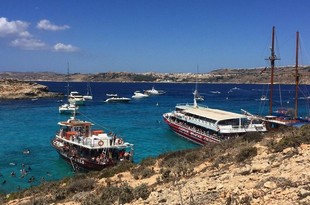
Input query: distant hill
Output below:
<box><xmin>1</xmin><ymin>66</ymin><xmax>310</xmax><ymax>84</ymax></box>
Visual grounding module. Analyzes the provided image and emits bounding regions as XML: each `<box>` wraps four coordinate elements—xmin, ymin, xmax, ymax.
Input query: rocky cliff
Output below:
<box><xmin>3</xmin><ymin>125</ymin><xmax>310</xmax><ymax>205</ymax></box>
<box><xmin>0</xmin><ymin>79</ymin><xmax>62</xmax><ymax>99</ymax></box>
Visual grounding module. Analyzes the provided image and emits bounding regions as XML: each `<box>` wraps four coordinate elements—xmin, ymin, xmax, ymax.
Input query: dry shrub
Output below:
<box><xmin>133</xmin><ymin>183</ymin><xmax>150</xmax><ymax>200</ymax></box>
<box><xmin>236</xmin><ymin>146</ymin><xmax>257</xmax><ymax>162</ymax></box>
<box><xmin>67</xmin><ymin>178</ymin><xmax>95</xmax><ymax>193</ymax></box>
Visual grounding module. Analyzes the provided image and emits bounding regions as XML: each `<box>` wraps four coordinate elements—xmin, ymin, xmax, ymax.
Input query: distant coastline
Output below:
<box><xmin>1</xmin><ymin>66</ymin><xmax>310</xmax><ymax>84</ymax></box>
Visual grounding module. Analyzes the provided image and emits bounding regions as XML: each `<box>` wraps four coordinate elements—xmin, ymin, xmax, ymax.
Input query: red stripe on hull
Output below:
<box><xmin>163</xmin><ymin>117</ymin><xmax>220</xmax><ymax>145</ymax></box>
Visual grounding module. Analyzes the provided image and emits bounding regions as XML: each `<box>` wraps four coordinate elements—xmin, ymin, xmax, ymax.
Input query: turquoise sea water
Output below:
<box><xmin>0</xmin><ymin>82</ymin><xmax>309</xmax><ymax>193</ymax></box>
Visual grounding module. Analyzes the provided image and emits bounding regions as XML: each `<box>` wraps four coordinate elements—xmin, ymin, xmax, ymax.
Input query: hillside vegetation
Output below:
<box><xmin>2</xmin><ymin>125</ymin><xmax>310</xmax><ymax>205</ymax></box>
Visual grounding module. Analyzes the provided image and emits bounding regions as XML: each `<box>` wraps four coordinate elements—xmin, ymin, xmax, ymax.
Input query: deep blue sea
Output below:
<box><xmin>0</xmin><ymin>82</ymin><xmax>309</xmax><ymax>194</ymax></box>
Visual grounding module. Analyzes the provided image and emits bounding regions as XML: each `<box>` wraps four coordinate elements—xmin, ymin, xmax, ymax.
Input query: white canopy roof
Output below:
<box><xmin>177</xmin><ymin>105</ymin><xmax>245</xmax><ymax>121</ymax></box>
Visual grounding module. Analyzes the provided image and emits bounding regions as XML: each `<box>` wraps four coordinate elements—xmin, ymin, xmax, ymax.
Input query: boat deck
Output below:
<box><xmin>176</xmin><ymin>104</ymin><xmax>245</xmax><ymax>121</ymax></box>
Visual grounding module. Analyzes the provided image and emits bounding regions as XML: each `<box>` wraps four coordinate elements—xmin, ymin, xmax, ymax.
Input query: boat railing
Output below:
<box><xmin>176</xmin><ymin>103</ymin><xmax>208</xmax><ymax>108</ymax></box>
<box><xmin>167</xmin><ymin>117</ymin><xmax>221</xmax><ymax>141</ymax></box>
<box><xmin>218</xmin><ymin>125</ymin><xmax>246</xmax><ymax>133</ymax></box>
<box><xmin>56</xmin><ymin>133</ymin><xmax>131</xmax><ymax>149</ymax></box>
<box><xmin>171</xmin><ymin>112</ymin><xmax>216</xmax><ymax>130</ymax></box>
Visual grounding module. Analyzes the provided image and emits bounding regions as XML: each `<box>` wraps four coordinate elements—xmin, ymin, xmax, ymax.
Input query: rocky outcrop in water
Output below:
<box><xmin>0</xmin><ymin>79</ymin><xmax>63</xmax><ymax>99</ymax></box>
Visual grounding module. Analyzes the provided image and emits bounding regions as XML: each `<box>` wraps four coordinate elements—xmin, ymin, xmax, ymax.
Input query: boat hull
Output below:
<box><xmin>105</xmin><ymin>97</ymin><xmax>131</xmax><ymax>103</ymax></box>
<box><xmin>52</xmin><ymin>144</ymin><xmax>114</xmax><ymax>171</ymax></box>
<box><xmin>163</xmin><ymin>115</ymin><xmax>220</xmax><ymax>145</ymax></box>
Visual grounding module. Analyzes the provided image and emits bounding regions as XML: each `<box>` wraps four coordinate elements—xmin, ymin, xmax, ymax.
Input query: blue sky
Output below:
<box><xmin>0</xmin><ymin>0</ymin><xmax>309</xmax><ymax>74</ymax></box>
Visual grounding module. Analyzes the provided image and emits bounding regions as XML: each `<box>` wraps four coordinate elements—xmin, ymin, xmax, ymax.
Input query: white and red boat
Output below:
<box><xmin>163</xmin><ymin>97</ymin><xmax>267</xmax><ymax>145</ymax></box>
<box><xmin>52</xmin><ymin>115</ymin><xmax>134</xmax><ymax>171</ymax></box>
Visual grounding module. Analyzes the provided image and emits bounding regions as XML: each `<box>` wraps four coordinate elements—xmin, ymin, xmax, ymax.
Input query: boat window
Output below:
<box><xmin>218</xmin><ymin>119</ymin><xmax>240</xmax><ymax>126</ymax></box>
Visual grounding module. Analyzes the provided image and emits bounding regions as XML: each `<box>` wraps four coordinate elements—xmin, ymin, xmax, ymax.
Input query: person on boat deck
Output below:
<box><xmin>124</xmin><ymin>152</ymin><xmax>131</xmax><ymax>160</ymax></box>
<box><xmin>100</xmin><ymin>153</ymin><xmax>105</xmax><ymax>160</ymax></box>
<box><xmin>119</xmin><ymin>150</ymin><xmax>125</xmax><ymax>159</ymax></box>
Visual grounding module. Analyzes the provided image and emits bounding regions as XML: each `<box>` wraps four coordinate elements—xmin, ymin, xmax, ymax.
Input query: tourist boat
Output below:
<box><xmin>144</xmin><ymin>86</ymin><xmax>165</xmax><ymax>95</ymax></box>
<box><xmin>51</xmin><ymin>115</ymin><xmax>134</xmax><ymax>171</ymax></box>
<box><xmin>104</xmin><ymin>96</ymin><xmax>131</xmax><ymax>103</ymax></box>
<box><xmin>59</xmin><ymin>103</ymin><xmax>79</xmax><ymax>114</ymax></box>
<box><xmin>163</xmin><ymin>96</ymin><xmax>267</xmax><ymax>145</ymax></box>
<box><xmin>68</xmin><ymin>91</ymin><xmax>85</xmax><ymax>105</ymax></box>
<box><xmin>260</xmin><ymin>27</ymin><xmax>310</xmax><ymax>128</ymax></box>
<box><xmin>132</xmin><ymin>91</ymin><xmax>149</xmax><ymax>99</ymax></box>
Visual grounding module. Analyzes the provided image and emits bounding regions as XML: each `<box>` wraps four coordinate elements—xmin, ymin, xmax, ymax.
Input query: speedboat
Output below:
<box><xmin>144</xmin><ymin>86</ymin><xmax>165</xmax><ymax>95</ymax></box>
<box><xmin>59</xmin><ymin>103</ymin><xmax>79</xmax><ymax>114</ymax></box>
<box><xmin>68</xmin><ymin>91</ymin><xmax>85</xmax><ymax>105</ymax></box>
<box><xmin>105</xmin><ymin>96</ymin><xmax>131</xmax><ymax>103</ymax></box>
<box><xmin>51</xmin><ymin>115</ymin><xmax>134</xmax><ymax>171</ymax></box>
<box><xmin>132</xmin><ymin>91</ymin><xmax>149</xmax><ymax>99</ymax></box>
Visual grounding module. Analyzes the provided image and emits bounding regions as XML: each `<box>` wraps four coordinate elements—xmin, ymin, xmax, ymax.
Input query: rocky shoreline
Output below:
<box><xmin>2</xmin><ymin>125</ymin><xmax>310</xmax><ymax>205</ymax></box>
<box><xmin>0</xmin><ymin>79</ymin><xmax>63</xmax><ymax>99</ymax></box>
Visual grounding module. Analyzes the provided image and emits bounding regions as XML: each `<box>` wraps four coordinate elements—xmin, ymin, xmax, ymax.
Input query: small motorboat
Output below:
<box><xmin>59</xmin><ymin>103</ymin><xmax>79</xmax><ymax>114</ymax></box>
<box><xmin>132</xmin><ymin>91</ymin><xmax>149</xmax><ymax>99</ymax></box>
<box><xmin>105</xmin><ymin>96</ymin><xmax>131</xmax><ymax>103</ymax></box>
<box><xmin>144</xmin><ymin>86</ymin><xmax>165</xmax><ymax>95</ymax></box>
<box><xmin>68</xmin><ymin>91</ymin><xmax>85</xmax><ymax>105</ymax></box>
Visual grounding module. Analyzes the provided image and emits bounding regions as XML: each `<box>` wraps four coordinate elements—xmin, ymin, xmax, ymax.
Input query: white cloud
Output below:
<box><xmin>0</xmin><ymin>17</ymin><xmax>31</xmax><ymax>37</ymax></box>
<box><xmin>10</xmin><ymin>38</ymin><xmax>48</xmax><ymax>50</ymax></box>
<box><xmin>37</xmin><ymin>19</ymin><xmax>70</xmax><ymax>31</ymax></box>
<box><xmin>53</xmin><ymin>43</ymin><xmax>79</xmax><ymax>52</ymax></box>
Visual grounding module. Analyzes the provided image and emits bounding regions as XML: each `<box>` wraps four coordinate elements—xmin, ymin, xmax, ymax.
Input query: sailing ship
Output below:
<box><xmin>163</xmin><ymin>93</ymin><xmax>267</xmax><ymax>145</ymax></box>
<box><xmin>59</xmin><ymin>63</ymin><xmax>79</xmax><ymax>114</ymax></box>
<box><xmin>193</xmin><ymin>67</ymin><xmax>204</xmax><ymax>102</ymax></box>
<box><xmin>83</xmin><ymin>81</ymin><xmax>93</xmax><ymax>100</ymax></box>
<box><xmin>51</xmin><ymin>114</ymin><xmax>134</xmax><ymax>171</ymax></box>
<box><xmin>260</xmin><ymin>26</ymin><xmax>310</xmax><ymax>128</ymax></box>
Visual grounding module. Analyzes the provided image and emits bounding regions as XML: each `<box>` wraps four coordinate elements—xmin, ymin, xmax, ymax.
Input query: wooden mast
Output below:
<box><xmin>268</xmin><ymin>26</ymin><xmax>277</xmax><ymax>115</ymax></box>
<box><xmin>294</xmin><ymin>31</ymin><xmax>299</xmax><ymax>119</ymax></box>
